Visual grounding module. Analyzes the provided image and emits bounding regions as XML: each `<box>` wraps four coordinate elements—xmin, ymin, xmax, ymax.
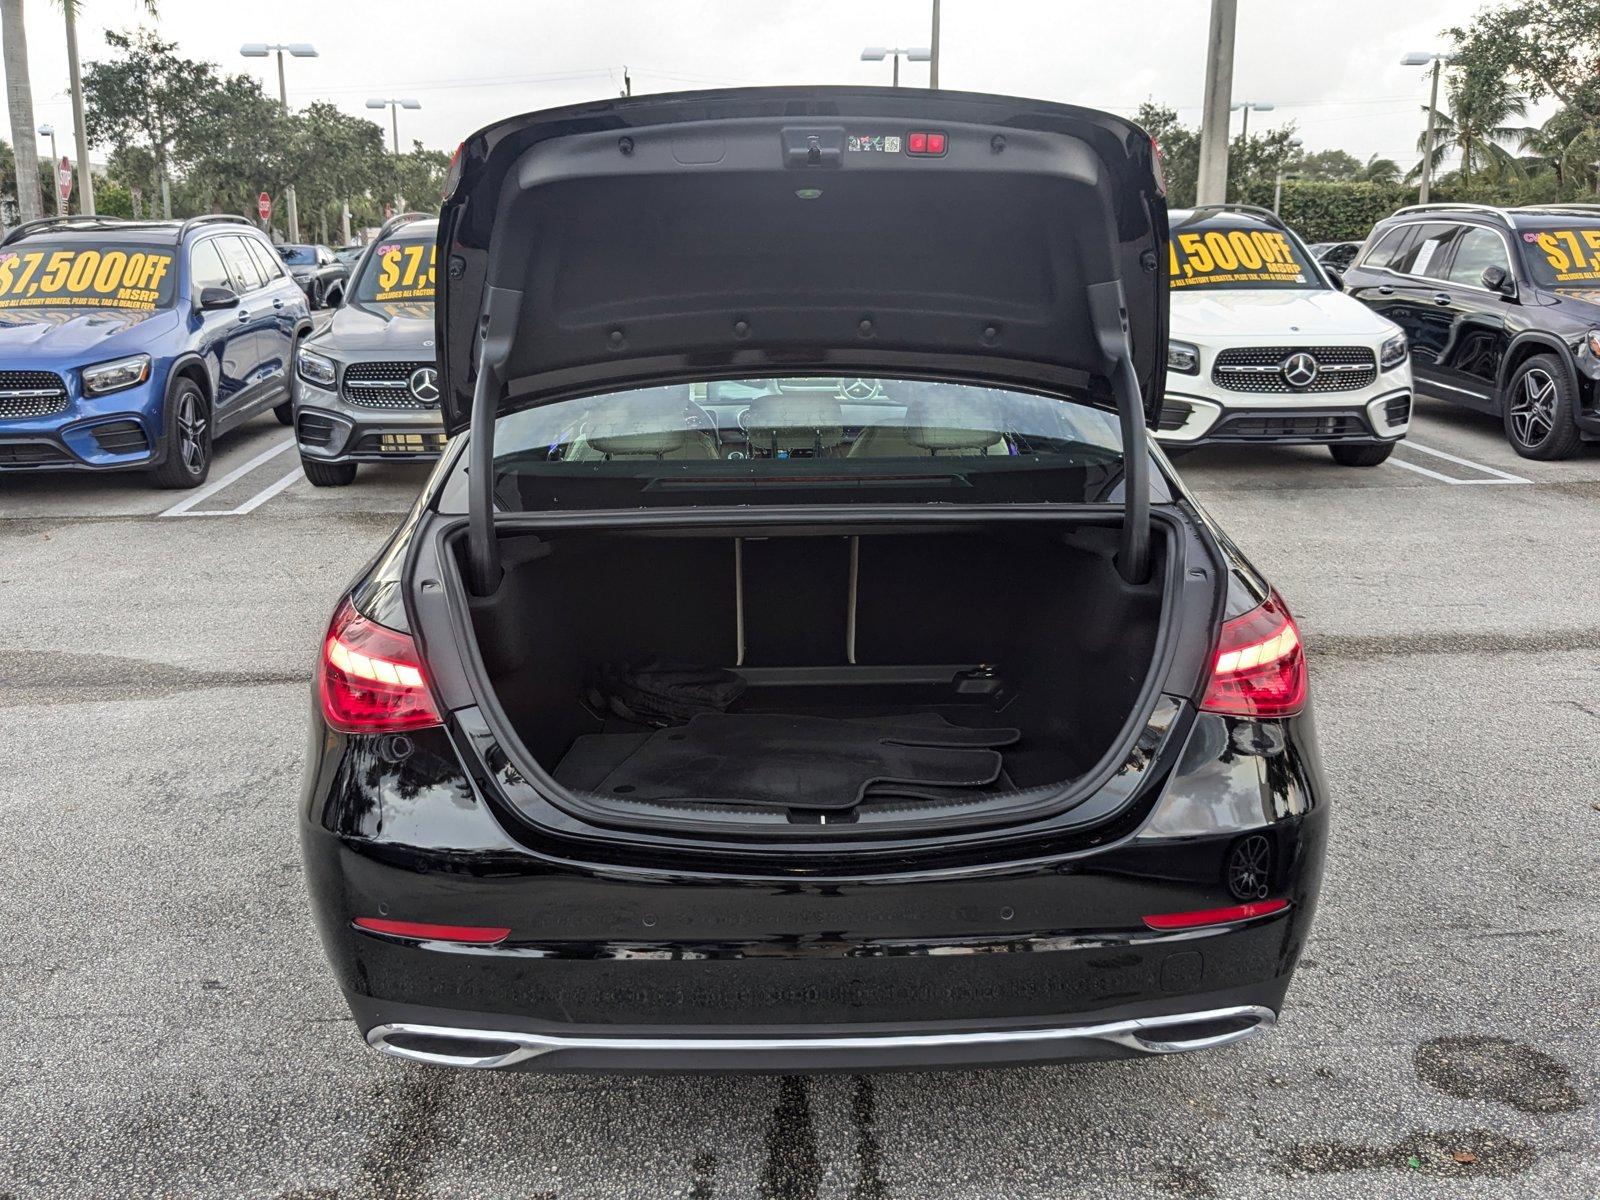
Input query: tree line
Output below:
<box><xmin>3</xmin><ymin>27</ymin><xmax>447</xmax><ymax>241</ymax></box>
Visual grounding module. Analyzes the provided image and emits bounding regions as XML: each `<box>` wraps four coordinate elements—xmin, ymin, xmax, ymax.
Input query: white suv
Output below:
<box><xmin>1158</xmin><ymin>206</ymin><xmax>1412</xmax><ymax>466</ymax></box>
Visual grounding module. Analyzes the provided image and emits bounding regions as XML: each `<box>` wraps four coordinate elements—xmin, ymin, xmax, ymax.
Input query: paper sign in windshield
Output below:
<box><xmin>0</xmin><ymin>246</ymin><xmax>175</xmax><ymax>311</ymax></box>
<box><xmin>1529</xmin><ymin>228</ymin><xmax>1600</xmax><ymax>284</ymax></box>
<box><xmin>372</xmin><ymin>241</ymin><xmax>436</xmax><ymax>301</ymax></box>
<box><xmin>1169</xmin><ymin>229</ymin><xmax>1306</xmax><ymax>288</ymax></box>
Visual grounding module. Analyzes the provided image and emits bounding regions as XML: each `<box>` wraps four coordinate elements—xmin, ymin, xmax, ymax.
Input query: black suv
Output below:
<box><xmin>1342</xmin><ymin>202</ymin><xmax>1600</xmax><ymax>459</ymax></box>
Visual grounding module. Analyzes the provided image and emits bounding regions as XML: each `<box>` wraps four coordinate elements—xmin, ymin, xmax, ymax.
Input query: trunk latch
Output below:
<box><xmin>783</xmin><ymin>127</ymin><xmax>843</xmax><ymax>168</ymax></box>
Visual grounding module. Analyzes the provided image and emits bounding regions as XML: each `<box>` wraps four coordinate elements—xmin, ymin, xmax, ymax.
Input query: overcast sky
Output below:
<box><xmin>4</xmin><ymin>0</ymin><xmax>1548</xmax><ymax>172</ymax></box>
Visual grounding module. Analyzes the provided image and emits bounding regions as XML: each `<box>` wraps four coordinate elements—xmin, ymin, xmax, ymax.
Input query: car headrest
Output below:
<box><xmin>584</xmin><ymin>387</ymin><xmax>691</xmax><ymax>457</ymax></box>
<box><xmin>903</xmin><ymin>388</ymin><xmax>1004</xmax><ymax>452</ymax></box>
<box><xmin>744</xmin><ymin>393</ymin><xmax>845</xmax><ymax>451</ymax></box>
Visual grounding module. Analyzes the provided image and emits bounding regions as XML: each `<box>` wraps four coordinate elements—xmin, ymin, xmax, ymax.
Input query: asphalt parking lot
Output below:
<box><xmin>1</xmin><ymin>394</ymin><xmax>1596</xmax><ymax>1199</ymax></box>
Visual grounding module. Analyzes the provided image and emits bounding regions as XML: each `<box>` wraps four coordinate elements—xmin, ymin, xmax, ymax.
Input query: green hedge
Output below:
<box><xmin>1234</xmin><ymin>181</ymin><xmax>1414</xmax><ymax>242</ymax></box>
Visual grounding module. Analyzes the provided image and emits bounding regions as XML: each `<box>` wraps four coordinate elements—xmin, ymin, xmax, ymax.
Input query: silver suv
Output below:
<box><xmin>292</xmin><ymin>214</ymin><xmax>443</xmax><ymax>486</ymax></box>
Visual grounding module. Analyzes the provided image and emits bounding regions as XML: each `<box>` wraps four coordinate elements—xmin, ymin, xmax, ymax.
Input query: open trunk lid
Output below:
<box><xmin>433</xmin><ymin>87</ymin><xmax>1169</xmax><ymax>590</ymax></box>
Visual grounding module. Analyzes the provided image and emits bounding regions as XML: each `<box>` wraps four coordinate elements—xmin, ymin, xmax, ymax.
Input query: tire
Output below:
<box><xmin>273</xmin><ymin>400</ymin><xmax>293</xmax><ymax>426</ymax></box>
<box><xmin>301</xmin><ymin>455</ymin><xmax>357</xmax><ymax>487</ymax></box>
<box><xmin>1329</xmin><ymin>443</ymin><xmax>1394</xmax><ymax>467</ymax></box>
<box><xmin>310</xmin><ymin>281</ymin><xmax>324</xmax><ymax>309</ymax></box>
<box><xmin>149</xmin><ymin>379</ymin><xmax>212</xmax><ymax>489</ymax></box>
<box><xmin>1503</xmin><ymin>354</ymin><xmax>1582</xmax><ymax>461</ymax></box>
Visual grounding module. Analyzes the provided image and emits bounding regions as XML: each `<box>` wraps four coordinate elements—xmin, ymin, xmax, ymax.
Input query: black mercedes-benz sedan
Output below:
<box><xmin>300</xmin><ymin>87</ymin><xmax>1328</xmax><ymax>1073</ymax></box>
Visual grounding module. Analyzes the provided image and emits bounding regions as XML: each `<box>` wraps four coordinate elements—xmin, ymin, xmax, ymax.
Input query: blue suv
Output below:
<box><xmin>0</xmin><ymin>214</ymin><xmax>311</xmax><ymax>487</ymax></box>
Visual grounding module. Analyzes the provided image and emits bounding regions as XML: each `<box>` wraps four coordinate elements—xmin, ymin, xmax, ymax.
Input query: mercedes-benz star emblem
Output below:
<box><xmin>837</xmin><ymin>378</ymin><xmax>880</xmax><ymax>401</ymax></box>
<box><xmin>407</xmin><ymin>367</ymin><xmax>440</xmax><ymax>406</ymax></box>
<box><xmin>1280</xmin><ymin>352</ymin><xmax>1319</xmax><ymax>389</ymax></box>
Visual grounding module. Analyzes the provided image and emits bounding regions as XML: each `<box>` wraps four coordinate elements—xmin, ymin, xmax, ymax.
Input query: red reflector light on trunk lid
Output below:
<box><xmin>1200</xmin><ymin>590</ymin><xmax>1307</xmax><ymax>719</ymax></box>
<box><xmin>319</xmin><ymin>597</ymin><xmax>443</xmax><ymax>734</ymax></box>
<box><xmin>1142</xmin><ymin>899</ymin><xmax>1288</xmax><ymax>930</ymax></box>
<box><xmin>354</xmin><ymin>918</ymin><xmax>510</xmax><ymax>944</ymax></box>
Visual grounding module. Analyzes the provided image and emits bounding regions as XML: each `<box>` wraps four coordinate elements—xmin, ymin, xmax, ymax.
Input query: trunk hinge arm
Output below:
<box><xmin>1087</xmin><ymin>280</ymin><xmax>1151</xmax><ymax>586</ymax></box>
<box><xmin>467</xmin><ymin>286</ymin><xmax>523</xmax><ymax>596</ymax></box>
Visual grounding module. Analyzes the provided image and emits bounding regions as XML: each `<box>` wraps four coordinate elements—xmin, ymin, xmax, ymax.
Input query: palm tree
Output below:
<box><xmin>1516</xmin><ymin>111</ymin><xmax>1585</xmax><ymax>192</ymax></box>
<box><xmin>1410</xmin><ymin>75</ymin><xmax>1529</xmax><ymax>187</ymax></box>
<box><xmin>2</xmin><ymin>0</ymin><xmax>44</xmax><ymax>225</ymax></box>
<box><xmin>1356</xmin><ymin>155</ymin><xmax>1401</xmax><ymax>184</ymax></box>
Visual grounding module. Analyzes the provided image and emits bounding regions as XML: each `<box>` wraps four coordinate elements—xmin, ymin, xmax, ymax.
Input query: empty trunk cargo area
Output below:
<box><xmin>465</xmin><ymin>523</ymin><xmax>1166</xmax><ymax>817</ymax></box>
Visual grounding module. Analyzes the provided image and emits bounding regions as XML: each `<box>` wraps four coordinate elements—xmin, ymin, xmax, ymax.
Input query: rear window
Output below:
<box><xmin>1168</xmin><ymin>219</ymin><xmax>1320</xmax><ymax>290</ymax></box>
<box><xmin>278</xmin><ymin>245</ymin><xmax>316</xmax><ymax>265</ymax></box>
<box><xmin>0</xmin><ymin>240</ymin><xmax>177</xmax><ymax>311</ymax></box>
<box><xmin>461</xmin><ymin>376</ymin><xmax>1145</xmax><ymax>512</ymax></box>
<box><xmin>1519</xmin><ymin>222</ymin><xmax>1600</xmax><ymax>289</ymax></box>
<box><xmin>351</xmin><ymin>235</ymin><xmax>435</xmax><ymax>304</ymax></box>
<box><xmin>1388</xmin><ymin>223</ymin><xmax>1461</xmax><ymax>279</ymax></box>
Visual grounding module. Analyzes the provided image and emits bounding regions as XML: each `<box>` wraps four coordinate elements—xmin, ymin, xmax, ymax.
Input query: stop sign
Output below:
<box><xmin>57</xmin><ymin>156</ymin><xmax>72</xmax><ymax>203</ymax></box>
<box><xmin>258</xmin><ymin>191</ymin><xmax>272</xmax><ymax>222</ymax></box>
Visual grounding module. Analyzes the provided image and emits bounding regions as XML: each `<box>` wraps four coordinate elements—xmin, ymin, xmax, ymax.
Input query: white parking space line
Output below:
<box><xmin>231</xmin><ymin>466</ymin><xmax>303</xmax><ymax>515</ymax></box>
<box><xmin>158</xmin><ymin>437</ymin><xmax>296</xmax><ymax>517</ymax></box>
<box><xmin>1390</xmin><ymin>438</ymin><xmax>1530</xmax><ymax>486</ymax></box>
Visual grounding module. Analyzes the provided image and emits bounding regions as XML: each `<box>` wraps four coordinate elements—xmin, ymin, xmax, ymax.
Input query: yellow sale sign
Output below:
<box><xmin>0</xmin><ymin>245</ymin><xmax>176</xmax><ymax>311</ymax></box>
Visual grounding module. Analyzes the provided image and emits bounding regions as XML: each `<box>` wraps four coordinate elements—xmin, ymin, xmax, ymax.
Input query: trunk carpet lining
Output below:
<box><xmin>555</xmin><ymin>713</ymin><xmax>1021</xmax><ymax>810</ymax></box>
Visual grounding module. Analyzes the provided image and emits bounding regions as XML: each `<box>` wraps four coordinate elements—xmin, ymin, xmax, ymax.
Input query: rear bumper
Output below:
<box><xmin>300</xmin><ymin>709</ymin><xmax>1328</xmax><ymax>1072</ymax></box>
<box><xmin>360</xmin><ymin>998</ymin><xmax>1281</xmax><ymax>1072</ymax></box>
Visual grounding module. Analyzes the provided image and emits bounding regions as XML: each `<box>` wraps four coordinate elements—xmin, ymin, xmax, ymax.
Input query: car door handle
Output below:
<box><xmin>273</xmin><ymin>298</ymin><xmax>285</xmax><ymax>309</ymax></box>
<box><xmin>1432</xmin><ymin>292</ymin><xmax>1451</xmax><ymax>306</ymax></box>
<box><xmin>237</xmin><ymin>309</ymin><xmax>251</xmax><ymax>320</ymax></box>
<box><xmin>1377</xmin><ymin>285</ymin><xmax>1395</xmax><ymax>295</ymax></box>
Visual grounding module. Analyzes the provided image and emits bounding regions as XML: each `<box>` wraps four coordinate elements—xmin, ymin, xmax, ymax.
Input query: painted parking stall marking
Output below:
<box><xmin>1388</xmin><ymin>438</ymin><xmax>1530</xmax><ymax>486</ymax></box>
<box><xmin>159</xmin><ymin>437</ymin><xmax>297</xmax><ymax>517</ymax></box>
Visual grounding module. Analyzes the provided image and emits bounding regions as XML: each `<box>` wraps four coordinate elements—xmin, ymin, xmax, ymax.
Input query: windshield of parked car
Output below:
<box><xmin>1518</xmin><ymin>222</ymin><xmax>1600</xmax><ymax>291</ymax></box>
<box><xmin>472</xmin><ymin>376</ymin><xmax>1144</xmax><ymax>511</ymax></box>
<box><xmin>1168</xmin><ymin>218</ymin><xmax>1322</xmax><ymax>290</ymax></box>
<box><xmin>350</xmin><ymin>235</ymin><xmax>435</xmax><ymax>304</ymax></box>
<box><xmin>0</xmin><ymin>239</ymin><xmax>178</xmax><ymax>312</ymax></box>
<box><xmin>278</xmin><ymin>245</ymin><xmax>317</xmax><ymax>265</ymax></box>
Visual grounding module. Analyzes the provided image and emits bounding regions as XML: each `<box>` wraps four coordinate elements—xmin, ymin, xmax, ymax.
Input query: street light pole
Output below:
<box><xmin>1231</xmin><ymin>100</ymin><xmax>1274</xmax><ymax>142</ymax></box>
<box><xmin>241</xmin><ymin>42</ymin><xmax>318</xmax><ymax>241</ymax></box>
<box><xmin>859</xmin><ymin>46</ymin><xmax>932</xmax><ymax>89</ymax></box>
<box><xmin>366</xmin><ymin>98</ymin><xmax>422</xmax><ymax>212</ymax></box>
<box><xmin>1273</xmin><ymin>138</ymin><xmax>1302</xmax><ymax>214</ymax></box>
<box><xmin>929</xmin><ymin>0</ymin><xmax>941</xmax><ymax>89</ymax></box>
<box><xmin>39</xmin><ymin>124</ymin><xmax>60</xmax><ymax>214</ymax></box>
<box><xmin>1195</xmin><ymin>0</ymin><xmax>1237</xmax><ymax>206</ymax></box>
<box><xmin>1403</xmin><ymin>52</ymin><xmax>1450</xmax><ymax>205</ymax></box>
<box><xmin>63</xmin><ymin>3</ymin><xmax>94</xmax><ymax>215</ymax></box>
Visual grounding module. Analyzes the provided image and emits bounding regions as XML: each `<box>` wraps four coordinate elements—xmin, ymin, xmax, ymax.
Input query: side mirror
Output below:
<box><xmin>198</xmin><ymin>285</ymin><xmax>238</xmax><ymax>311</ymax></box>
<box><xmin>1324</xmin><ymin>268</ymin><xmax>1345</xmax><ymax>291</ymax></box>
<box><xmin>1481</xmin><ymin>265</ymin><xmax>1514</xmax><ymax>296</ymax></box>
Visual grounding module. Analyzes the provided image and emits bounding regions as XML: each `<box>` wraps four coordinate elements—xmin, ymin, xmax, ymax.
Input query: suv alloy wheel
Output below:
<box><xmin>1503</xmin><ymin>354</ymin><xmax>1582</xmax><ymax>461</ymax></box>
<box><xmin>150</xmin><ymin>379</ymin><xmax>212</xmax><ymax>489</ymax></box>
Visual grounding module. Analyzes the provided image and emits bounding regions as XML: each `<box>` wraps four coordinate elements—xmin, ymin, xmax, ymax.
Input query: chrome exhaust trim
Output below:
<box><xmin>365</xmin><ymin>1004</ymin><xmax>1276</xmax><ymax>1070</ymax></box>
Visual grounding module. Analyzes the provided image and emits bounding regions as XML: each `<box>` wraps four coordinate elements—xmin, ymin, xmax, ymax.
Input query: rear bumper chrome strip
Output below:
<box><xmin>365</xmin><ymin>1004</ymin><xmax>1277</xmax><ymax>1070</ymax></box>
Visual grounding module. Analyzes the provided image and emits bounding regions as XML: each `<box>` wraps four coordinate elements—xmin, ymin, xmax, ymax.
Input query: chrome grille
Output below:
<box><xmin>1212</xmin><ymin>347</ymin><xmax>1377</xmax><ymax>394</ymax></box>
<box><xmin>341</xmin><ymin>361</ymin><xmax>436</xmax><ymax>410</ymax></box>
<box><xmin>0</xmin><ymin>370</ymin><xmax>69</xmax><ymax>419</ymax></box>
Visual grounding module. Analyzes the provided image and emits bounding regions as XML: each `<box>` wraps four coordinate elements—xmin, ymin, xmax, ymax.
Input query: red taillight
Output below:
<box><xmin>353</xmin><ymin>917</ymin><xmax>509</xmax><ymax>945</ymax></box>
<box><xmin>1200</xmin><ymin>591</ymin><xmax>1307</xmax><ymax>719</ymax></box>
<box><xmin>319</xmin><ymin>597</ymin><xmax>442</xmax><ymax>734</ymax></box>
<box><xmin>1142</xmin><ymin>899</ymin><xmax>1288</xmax><ymax>930</ymax></box>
